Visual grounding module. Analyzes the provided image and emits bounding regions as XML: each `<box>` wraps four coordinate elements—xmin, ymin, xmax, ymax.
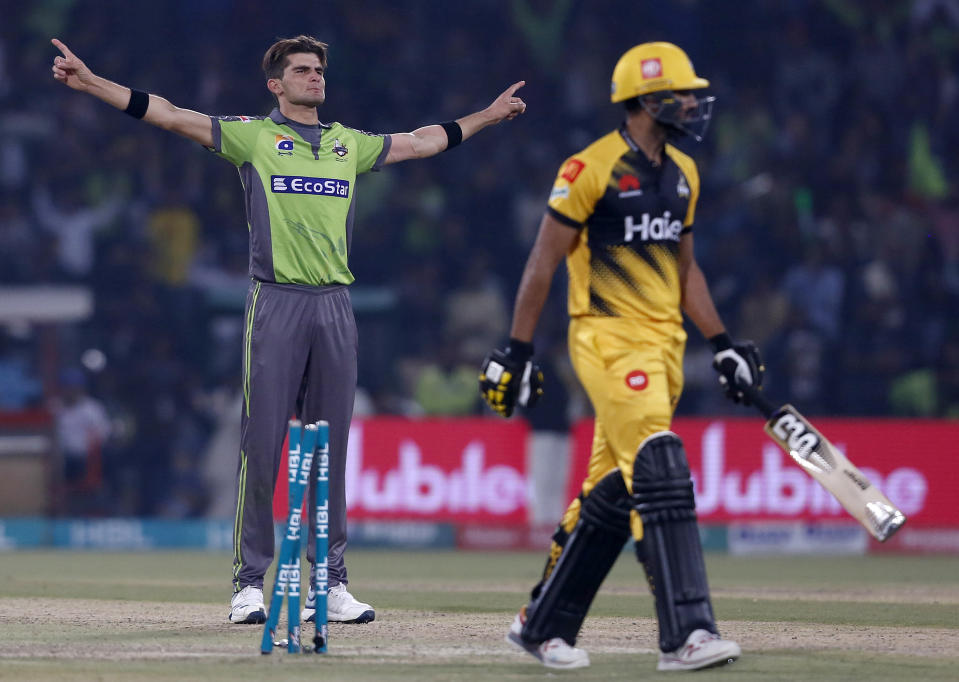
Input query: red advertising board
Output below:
<box><xmin>274</xmin><ymin>417</ymin><xmax>958</xmax><ymax>527</ymax></box>
<box><xmin>274</xmin><ymin>418</ymin><xmax>530</xmax><ymax>523</ymax></box>
<box><xmin>569</xmin><ymin>418</ymin><xmax>959</xmax><ymax>526</ymax></box>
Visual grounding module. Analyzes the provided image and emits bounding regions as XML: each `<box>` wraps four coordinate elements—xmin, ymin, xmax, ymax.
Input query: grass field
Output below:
<box><xmin>1</xmin><ymin>549</ymin><xmax>957</xmax><ymax>681</ymax></box>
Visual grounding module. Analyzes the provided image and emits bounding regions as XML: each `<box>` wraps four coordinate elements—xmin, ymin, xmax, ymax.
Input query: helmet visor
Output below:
<box><xmin>641</xmin><ymin>91</ymin><xmax>715</xmax><ymax>142</ymax></box>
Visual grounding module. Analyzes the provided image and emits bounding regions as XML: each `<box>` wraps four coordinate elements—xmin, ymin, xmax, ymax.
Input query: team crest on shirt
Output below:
<box><xmin>677</xmin><ymin>174</ymin><xmax>690</xmax><ymax>198</ymax></box>
<box><xmin>332</xmin><ymin>138</ymin><xmax>349</xmax><ymax>159</ymax></box>
<box><xmin>275</xmin><ymin>134</ymin><xmax>295</xmax><ymax>156</ymax></box>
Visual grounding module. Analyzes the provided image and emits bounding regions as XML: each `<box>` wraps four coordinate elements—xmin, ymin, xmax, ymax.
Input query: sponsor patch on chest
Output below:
<box><xmin>275</xmin><ymin>134</ymin><xmax>295</xmax><ymax>156</ymax></box>
<box><xmin>271</xmin><ymin>175</ymin><xmax>350</xmax><ymax>197</ymax></box>
<box><xmin>623</xmin><ymin>212</ymin><xmax>683</xmax><ymax>242</ymax></box>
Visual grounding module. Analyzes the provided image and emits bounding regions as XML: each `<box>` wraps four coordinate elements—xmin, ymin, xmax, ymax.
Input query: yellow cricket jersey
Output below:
<box><xmin>546</xmin><ymin>126</ymin><xmax>700</xmax><ymax>324</ymax></box>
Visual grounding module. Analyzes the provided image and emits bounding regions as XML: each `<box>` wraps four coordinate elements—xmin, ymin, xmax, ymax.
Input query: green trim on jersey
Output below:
<box><xmin>232</xmin><ymin>449</ymin><xmax>248</xmax><ymax>591</ymax></box>
<box><xmin>243</xmin><ymin>281</ymin><xmax>261</xmax><ymax>417</ymax></box>
<box><xmin>211</xmin><ymin>112</ymin><xmax>387</xmax><ymax>286</ymax></box>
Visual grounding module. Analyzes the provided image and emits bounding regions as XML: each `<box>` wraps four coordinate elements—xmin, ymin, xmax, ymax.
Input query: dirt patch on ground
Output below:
<box><xmin>368</xmin><ymin>579</ymin><xmax>959</xmax><ymax>605</ymax></box>
<box><xmin>0</xmin><ymin>597</ymin><xmax>957</xmax><ymax>663</ymax></box>
<box><xmin>714</xmin><ymin>585</ymin><xmax>959</xmax><ymax>605</ymax></box>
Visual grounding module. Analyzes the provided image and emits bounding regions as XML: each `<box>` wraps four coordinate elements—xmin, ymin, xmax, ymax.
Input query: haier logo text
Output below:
<box><xmin>624</xmin><ymin>212</ymin><xmax>683</xmax><ymax>243</ymax></box>
<box><xmin>271</xmin><ymin>175</ymin><xmax>350</xmax><ymax>197</ymax></box>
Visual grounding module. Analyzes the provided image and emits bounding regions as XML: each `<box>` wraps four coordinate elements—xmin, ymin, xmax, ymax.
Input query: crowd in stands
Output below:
<box><xmin>0</xmin><ymin>0</ymin><xmax>956</xmax><ymax>516</ymax></box>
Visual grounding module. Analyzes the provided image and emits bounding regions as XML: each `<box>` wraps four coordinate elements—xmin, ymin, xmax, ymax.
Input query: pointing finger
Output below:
<box><xmin>51</xmin><ymin>38</ymin><xmax>74</xmax><ymax>59</ymax></box>
<box><xmin>504</xmin><ymin>80</ymin><xmax>526</xmax><ymax>97</ymax></box>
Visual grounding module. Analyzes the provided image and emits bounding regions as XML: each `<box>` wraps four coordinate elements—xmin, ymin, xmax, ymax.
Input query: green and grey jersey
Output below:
<box><xmin>209</xmin><ymin>108</ymin><xmax>391</xmax><ymax>286</ymax></box>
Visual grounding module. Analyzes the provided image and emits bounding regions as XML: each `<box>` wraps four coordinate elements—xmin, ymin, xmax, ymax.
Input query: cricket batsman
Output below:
<box><xmin>479</xmin><ymin>42</ymin><xmax>762</xmax><ymax>671</ymax></box>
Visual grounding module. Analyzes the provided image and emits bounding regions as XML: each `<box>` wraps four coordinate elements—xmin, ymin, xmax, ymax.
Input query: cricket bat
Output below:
<box><xmin>738</xmin><ymin>383</ymin><xmax>906</xmax><ymax>542</ymax></box>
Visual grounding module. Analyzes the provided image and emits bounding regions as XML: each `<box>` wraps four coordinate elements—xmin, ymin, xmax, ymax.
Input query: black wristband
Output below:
<box><xmin>708</xmin><ymin>332</ymin><xmax>733</xmax><ymax>353</ymax></box>
<box><xmin>440</xmin><ymin>120</ymin><xmax>462</xmax><ymax>150</ymax></box>
<box><xmin>507</xmin><ymin>338</ymin><xmax>534</xmax><ymax>363</ymax></box>
<box><xmin>124</xmin><ymin>89</ymin><xmax>150</xmax><ymax>119</ymax></box>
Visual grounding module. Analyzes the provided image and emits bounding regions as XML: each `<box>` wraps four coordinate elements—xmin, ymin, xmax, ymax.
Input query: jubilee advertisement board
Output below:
<box><xmin>569</xmin><ymin>418</ymin><xmax>955</xmax><ymax>527</ymax></box>
<box><xmin>275</xmin><ymin>417</ymin><xmax>958</xmax><ymax>531</ymax></box>
<box><xmin>274</xmin><ymin>418</ymin><xmax>531</xmax><ymax>524</ymax></box>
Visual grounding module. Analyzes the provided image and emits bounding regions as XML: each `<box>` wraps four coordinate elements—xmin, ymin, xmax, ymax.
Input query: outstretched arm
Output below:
<box><xmin>51</xmin><ymin>38</ymin><xmax>214</xmax><ymax>148</ymax></box>
<box><xmin>384</xmin><ymin>80</ymin><xmax>527</xmax><ymax>165</ymax></box>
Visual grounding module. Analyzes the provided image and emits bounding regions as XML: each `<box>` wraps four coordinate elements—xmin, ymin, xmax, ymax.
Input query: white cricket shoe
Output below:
<box><xmin>325</xmin><ymin>583</ymin><xmax>375</xmax><ymax>623</ymax></box>
<box><xmin>228</xmin><ymin>585</ymin><xmax>265</xmax><ymax>624</ymax></box>
<box><xmin>301</xmin><ymin>584</ymin><xmax>330</xmax><ymax>622</ymax></box>
<box><xmin>301</xmin><ymin>584</ymin><xmax>318</xmax><ymax>622</ymax></box>
<box><xmin>505</xmin><ymin>610</ymin><xmax>590</xmax><ymax>670</ymax></box>
<box><xmin>657</xmin><ymin>628</ymin><xmax>741</xmax><ymax>671</ymax></box>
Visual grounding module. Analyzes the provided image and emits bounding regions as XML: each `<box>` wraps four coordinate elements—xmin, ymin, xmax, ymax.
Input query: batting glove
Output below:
<box><xmin>709</xmin><ymin>333</ymin><xmax>764</xmax><ymax>405</ymax></box>
<box><xmin>479</xmin><ymin>339</ymin><xmax>544</xmax><ymax>418</ymax></box>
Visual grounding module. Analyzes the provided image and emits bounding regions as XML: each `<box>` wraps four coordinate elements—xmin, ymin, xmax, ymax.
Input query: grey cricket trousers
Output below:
<box><xmin>232</xmin><ymin>280</ymin><xmax>356</xmax><ymax>592</ymax></box>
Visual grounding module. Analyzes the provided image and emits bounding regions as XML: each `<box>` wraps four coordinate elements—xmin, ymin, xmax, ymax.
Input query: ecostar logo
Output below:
<box><xmin>271</xmin><ymin>175</ymin><xmax>350</xmax><ymax>197</ymax></box>
<box><xmin>344</xmin><ymin>424</ymin><xmax>529</xmax><ymax>516</ymax></box>
<box><xmin>692</xmin><ymin>423</ymin><xmax>928</xmax><ymax>518</ymax></box>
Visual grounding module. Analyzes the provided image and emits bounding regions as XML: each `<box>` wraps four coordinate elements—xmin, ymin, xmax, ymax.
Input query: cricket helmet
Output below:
<box><xmin>610</xmin><ymin>42</ymin><xmax>709</xmax><ymax>101</ymax></box>
<box><xmin>611</xmin><ymin>42</ymin><xmax>714</xmax><ymax>142</ymax></box>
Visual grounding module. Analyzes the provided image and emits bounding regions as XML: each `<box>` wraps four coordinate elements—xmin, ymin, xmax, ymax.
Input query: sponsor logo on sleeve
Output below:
<box><xmin>271</xmin><ymin>175</ymin><xmax>350</xmax><ymax>197</ymax></box>
<box><xmin>549</xmin><ymin>185</ymin><xmax>570</xmax><ymax>201</ymax></box>
<box><xmin>561</xmin><ymin>159</ymin><xmax>585</xmax><ymax>183</ymax></box>
<box><xmin>641</xmin><ymin>58</ymin><xmax>663</xmax><ymax>79</ymax></box>
<box><xmin>275</xmin><ymin>134</ymin><xmax>295</xmax><ymax>156</ymax></box>
<box><xmin>677</xmin><ymin>173</ymin><xmax>690</xmax><ymax>198</ymax></box>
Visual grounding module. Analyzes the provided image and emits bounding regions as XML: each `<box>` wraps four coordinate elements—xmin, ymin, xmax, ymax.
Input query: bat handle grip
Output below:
<box><xmin>737</xmin><ymin>381</ymin><xmax>777</xmax><ymax>420</ymax></box>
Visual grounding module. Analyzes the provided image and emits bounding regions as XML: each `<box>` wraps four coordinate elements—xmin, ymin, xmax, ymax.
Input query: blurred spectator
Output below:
<box><xmin>0</xmin><ymin>326</ymin><xmax>43</xmax><ymax>409</ymax></box>
<box><xmin>767</xmin><ymin>308</ymin><xmax>830</xmax><ymax>414</ymax></box>
<box><xmin>736</xmin><ymin>266</ymin><xmax>790</xmax><ymax>350</ymax></box>
<box><xmin>781</xmin><ymin>239</ymin><xmax>845</xmax><ymax>342</ymax></box>
<box><xmin>146</xmin><ymin>188</ymin><xmax>200</xmax><ymax>287</ymax></box>
<box><xmin>51</xmin><ymin>367</ymin><xmax>111</xmax><ymax>512</ymax></box>
<box><xmin>0</xmin><ymin>199</ymin><xmax>41</xmax><ymax>283</ymax></box>
<box><xmin>411</xmin><ymin>339</ymin><xmax>480</xmax><ymax>416</ymax></box>
<box><xmin>442</xmin><ymin>247</ymin><xmax>510</xmax><ymax>366</ymax></box>
<box><xmin>31</xmin><ymin>182</ymin><xmax>124</xmax><ymax>279</ymax></box>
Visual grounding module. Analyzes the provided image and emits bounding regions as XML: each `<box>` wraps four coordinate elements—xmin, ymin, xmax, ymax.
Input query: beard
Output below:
<box><xmin>289</xmin><ymin>91</ymin><xmax>325</xmax><ymax>107</ymax></box>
